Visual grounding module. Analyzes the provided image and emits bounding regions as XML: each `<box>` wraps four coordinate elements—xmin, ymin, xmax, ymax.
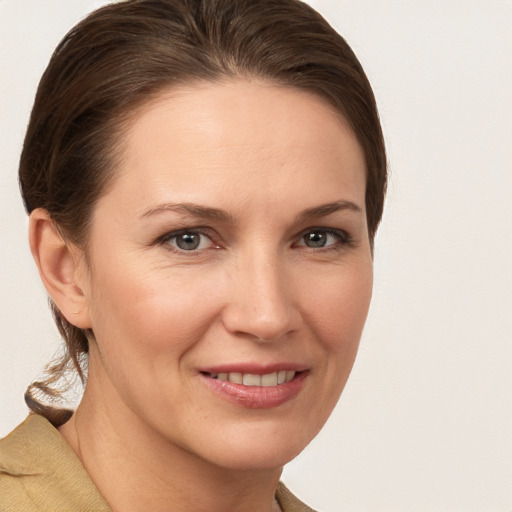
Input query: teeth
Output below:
<box><xmin>261</xmin><ymin>373</ymin><xmax>278</xmax><ymax>386</ymax></box>
<box><xmin>243</xmin><ymin>373</ymin><xmax>261</xmax><ymax>386</ymax></box>
<box><xmin>211</xmin><ymin>371</ymin><xmax>296</xmax><ymax>386</ymax></box>
<box><xmin>228</xmin><ymin>372</ymin><xmax>243</xmax><ymax>384</ymax></box>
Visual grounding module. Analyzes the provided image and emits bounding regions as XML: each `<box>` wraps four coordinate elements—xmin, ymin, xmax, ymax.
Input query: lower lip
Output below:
<box><xmin>200</xmin><ymin>372</ymin><xmax>308</xmax><ymax>409</ymax></box>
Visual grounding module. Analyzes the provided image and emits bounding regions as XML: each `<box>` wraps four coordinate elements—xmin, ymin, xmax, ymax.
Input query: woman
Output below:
<box><xmin>0</xmin><ymin>0</ymin><xmax>386</xmax><ymax>511</ymax></box>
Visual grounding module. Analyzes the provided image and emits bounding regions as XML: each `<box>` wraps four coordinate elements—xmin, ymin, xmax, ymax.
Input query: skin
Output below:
<box><xmin>31</xmin><ymin>79</ymin><xmax>373</xmax><ymax>512</ymax></box>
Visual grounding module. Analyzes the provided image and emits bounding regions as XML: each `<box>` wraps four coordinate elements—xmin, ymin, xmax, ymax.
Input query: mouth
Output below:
<box><xmin>199</xmin><ymin>367</ymin><xmax>308</xmax><ymax>409</ymax></box>
<box><xmin>203</xmin><ymin>370</ymin><xmax>297</xmax><ymax>387</ymax></box>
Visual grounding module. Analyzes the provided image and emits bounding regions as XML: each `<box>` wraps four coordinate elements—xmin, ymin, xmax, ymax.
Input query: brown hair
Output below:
<box><xmin>20</xmin><ymin>0</ymin><xmax>387</xmax><ymax>424</ymax></box>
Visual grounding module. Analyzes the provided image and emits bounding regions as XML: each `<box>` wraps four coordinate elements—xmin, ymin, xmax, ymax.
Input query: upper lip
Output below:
<box><xmin>198</xmin><ymin>363</ymin><xmax>309</xmax><ymax>375</ymax></box>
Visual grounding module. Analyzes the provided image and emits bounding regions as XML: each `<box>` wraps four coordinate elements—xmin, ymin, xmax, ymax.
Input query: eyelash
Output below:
<box><xmin>158</xmin><ymin>228</ymin><xmax>219</xmax><ymax>254</ymax></box>
<box><xmin>294</xmin><ymin>227</ymin><xmax>354</xmax><ymax>251</ymax></box>
<box><xmin>157</xmin><ymin>227</ymin><xmax>354</xmax><ymax>255</ymax></box>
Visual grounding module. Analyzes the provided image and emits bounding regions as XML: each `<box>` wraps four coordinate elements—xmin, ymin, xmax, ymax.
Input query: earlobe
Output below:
<box><xmin>29</xmin><ymin>209</ymin><xmax>91</xmax><ymax>329</ymax></box>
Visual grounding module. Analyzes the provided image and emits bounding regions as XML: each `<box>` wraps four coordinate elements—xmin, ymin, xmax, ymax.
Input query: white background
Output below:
<box><xmin>1</xmin><ymin>1</ymin><xmax>511</xmax><ymax>511</ymax></box>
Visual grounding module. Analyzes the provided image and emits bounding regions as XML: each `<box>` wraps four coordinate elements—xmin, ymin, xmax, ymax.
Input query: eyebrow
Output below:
<box><xmin>296</xmin><ymin>200</ymin><xmax>361</xmax><ymax>222</ymax></box>
<box><xmin>140</xmin><ymin>202</ymin><xmax>234</xmax><ymax>223</ymax></box>
<box><xmin>140</xmin><ymin>199</ymin><xmax>361</xmax><ymax>223</ymax></box>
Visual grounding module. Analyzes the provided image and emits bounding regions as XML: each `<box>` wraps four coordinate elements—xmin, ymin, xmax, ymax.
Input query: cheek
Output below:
<box><xmin>300</xmin><ymin>259</ymin><xmax>373</xmax><ymax>352</ymax></box>
<box><xmin>289</xmin><ymin>259</ymin><xmax>373</xmax><ymax>440</ymax></box>
<box><xmin>87</xmin><ymin>260</ymin><xmax>221</xmax><ymax>355</ymax></box>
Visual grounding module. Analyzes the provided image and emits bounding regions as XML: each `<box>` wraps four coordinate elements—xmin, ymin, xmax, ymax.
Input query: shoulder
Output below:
<box><xmin>276</xmin><ymin>482</ymin><xmax>318</xmax><ymax>512</ymax></box>
<box><xmin>0</xmin><ymin>415</ymin><xmax>110</xmax><ymax>512</ymax></box>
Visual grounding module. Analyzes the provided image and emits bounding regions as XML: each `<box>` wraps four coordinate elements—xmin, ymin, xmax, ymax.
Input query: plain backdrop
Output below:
<box><xmin>1</xmin><ymin>1</ymin><xmax>511</xmax><ymax>511</ymax></box>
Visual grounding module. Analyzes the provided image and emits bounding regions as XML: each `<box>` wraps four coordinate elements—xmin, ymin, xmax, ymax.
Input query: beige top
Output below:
<box><xmin>0</xmin><ymin>415</ymin><xmax>315</xmax><ymax>512</ymax></box>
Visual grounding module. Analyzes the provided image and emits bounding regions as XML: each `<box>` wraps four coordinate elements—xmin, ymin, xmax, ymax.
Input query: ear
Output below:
<box><xmin>29</xmin><ymin>208</ymin><xmax>92</xmax><ymax>329</ymax></box>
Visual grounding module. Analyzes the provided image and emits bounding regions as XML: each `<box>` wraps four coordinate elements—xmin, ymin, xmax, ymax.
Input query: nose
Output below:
<box><xmin>221</xmin><ymin>250</ymin><xmax>299</xmax><ymax>342</ymax></box>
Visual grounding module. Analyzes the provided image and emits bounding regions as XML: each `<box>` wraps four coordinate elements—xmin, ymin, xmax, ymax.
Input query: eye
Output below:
<box><xmin>161</xmin><ymin>230</ymin><xmax>217</xmax><ymax>252</ymax></box>
<box><xmin>295</xmin><ymin>228</ymin><xmax>351</xmax><ymax>249</ymax></box>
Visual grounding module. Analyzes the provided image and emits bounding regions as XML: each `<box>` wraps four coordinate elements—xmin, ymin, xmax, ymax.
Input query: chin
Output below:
<box><xmin>193</xmin><ymin>419</ymin><xmax>321</xmax><ymax>472</ymax></box>
<box><xmin>207</xmin><ymin>445</ymin><xmax>301</xmax><ymax>472</ymax></box>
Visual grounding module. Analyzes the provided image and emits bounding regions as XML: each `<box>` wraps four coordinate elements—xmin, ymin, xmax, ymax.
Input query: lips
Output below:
<box><xmin>199</xmin><ymin>366</ymin><xmax>308</xmax><ymax>409</ymax></box>
<box><xmin>208</xmin><ymin>370</ymin><xmax>296</xmax><ymax>386</ymax></box>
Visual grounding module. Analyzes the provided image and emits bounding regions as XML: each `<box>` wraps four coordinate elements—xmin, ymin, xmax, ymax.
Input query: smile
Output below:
<box><xmin>207</xmin><ymin>371</ymin><xmax>296</xmax><ymax>387</ymax></box>
<box><xmin>200</xmin><ymin>368</ymin><xmax>308</xmax><ymax>409</ymax></box>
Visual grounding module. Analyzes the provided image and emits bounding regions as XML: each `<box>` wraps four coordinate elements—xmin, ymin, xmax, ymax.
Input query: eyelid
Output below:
<box><xmin>155</xmin><ymin>226</ymin><xmax>354</xmax><ymax>254</ymax></box>
<box><xmin>293</xmin><ymin>227</ymin><xmax>354</xmax><ymax>248</ymax></box>
<box><xmin>158</xmin><ymin>227</ymin><xmax>221</xmax><ymax>253</ymax></box>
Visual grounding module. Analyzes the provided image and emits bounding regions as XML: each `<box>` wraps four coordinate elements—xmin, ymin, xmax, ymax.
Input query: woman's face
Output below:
<box><xmin>79</xmin><ymin>79</ymin><xmax>372</xmax><ymax>470</ymax></box>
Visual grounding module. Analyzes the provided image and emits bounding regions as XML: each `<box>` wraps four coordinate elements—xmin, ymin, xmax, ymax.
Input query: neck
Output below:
<box><xmin>59</xmin><ymin>363</ymin><xmax>283</xmax><ymax>512</ymax></box>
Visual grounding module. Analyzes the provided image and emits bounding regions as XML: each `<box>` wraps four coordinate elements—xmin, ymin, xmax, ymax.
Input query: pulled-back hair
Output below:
<box><xmin>19</xmin><ymin>0</ymin><xmax>386</xmax><ymax>424</ymax></box>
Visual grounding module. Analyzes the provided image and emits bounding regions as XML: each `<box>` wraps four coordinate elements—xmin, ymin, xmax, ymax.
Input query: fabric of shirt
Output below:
<box><xmin>0</xmin><ymin>415</ymin><xmax>316</xmax><ymax>512</ymax></box>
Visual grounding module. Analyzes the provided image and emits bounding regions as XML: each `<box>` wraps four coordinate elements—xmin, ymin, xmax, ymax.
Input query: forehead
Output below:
<box><xmin>103</xmin><ymin>79</ymin><xmax>367</xmax><ymax>217</ymax></box>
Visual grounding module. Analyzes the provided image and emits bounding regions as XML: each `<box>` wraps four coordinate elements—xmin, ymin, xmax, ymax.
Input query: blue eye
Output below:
<box><xmin>297</xmin><ymin>229</ymin><xmax>349</xmax><ymax>249</ymax></box>
<box><xmin>163</xmin><ymin>230</ymin><xmax>215</xmax><ymax>252</ymax></box>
